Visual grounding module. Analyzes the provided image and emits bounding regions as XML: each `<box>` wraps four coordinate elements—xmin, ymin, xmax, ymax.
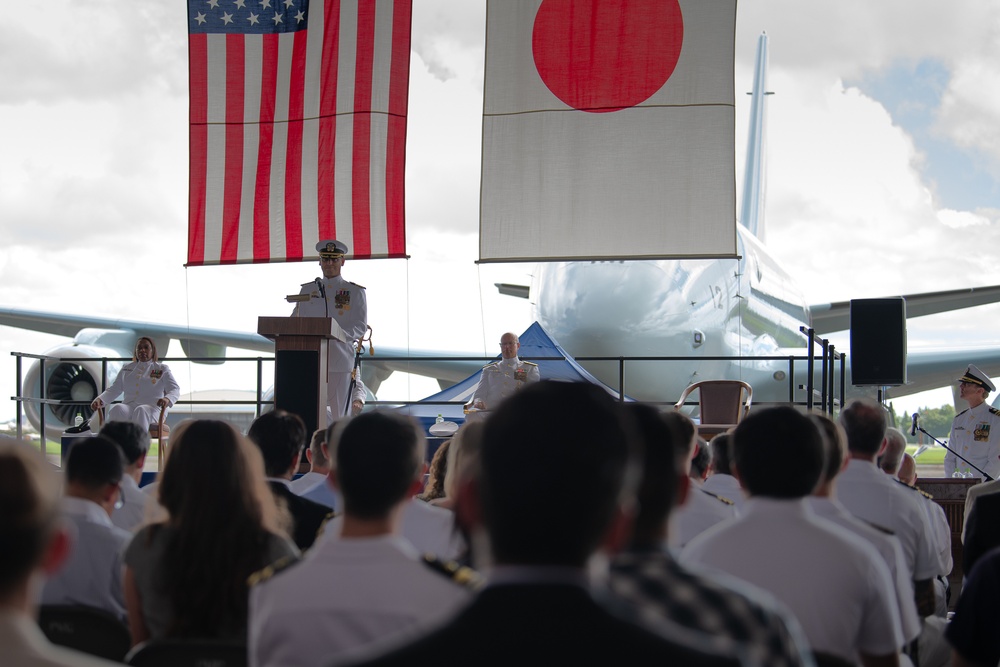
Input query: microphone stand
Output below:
<box><xmin>914</xmin><ymin>424</ymin><xmax>994</xmax><ymax>481</ymax></box>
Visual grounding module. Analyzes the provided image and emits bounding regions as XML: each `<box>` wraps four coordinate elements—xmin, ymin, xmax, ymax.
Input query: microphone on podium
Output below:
<box><xmin>910</xmin><ymin>413</ymin><xmax>919</xmax><ymax>437</ymax></box>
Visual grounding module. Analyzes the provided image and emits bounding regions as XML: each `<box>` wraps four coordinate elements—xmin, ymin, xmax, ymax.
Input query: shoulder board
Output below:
<box><xmin>893</xmin><ymin>478</ymin><xmax>934</xmax><ymax>499</ymax></box>
<box><xmin>311</xmin><ymin>511</ymin><xmax>339</xmax><ymax>544</ymax></box>
<box><xmin>862</xmin><ymin>520</ymin><xmax>895</xmax><ymax>536</ymax></box>
<box><xmin>248</xmin><ymin>555</ymin><xmax>301</xmax><ymax>587</ymax></box>
<box><xmin>422</xmin><ymin>554</ymin><xmax>484</xmax><ymax>590</ymax></box>
<box><xmin>300</xmin><ymin>281</ymin><xmax>317</xmax><ymax>288</ymax></box>
<box><xmin>990</xmin><ymin>407</ymin><xmax>1000</xmax><ymax>417</ymax></box>
<box><xmin>349</xmin><ymin>281</ymin><xmax>365</xmax><ymax>289</ymax></box>
<box><xmin>700</xmin><ymin>488</ymin><xmax>734</xmax><ymax>505</ymax></box>
<box><xmin>482</xmin><ymin>362</ymin><xmax>499</xmax><ymax>370</ymax></box>
<box><xmin>521</xmin><ymin>361</ymin><xmax>538</xmax><ymax>367</ymax></box>
<box><xmin>956</xmin><ymin>408</ymin><xmax>970</xmax><ymax>417</ymax></box>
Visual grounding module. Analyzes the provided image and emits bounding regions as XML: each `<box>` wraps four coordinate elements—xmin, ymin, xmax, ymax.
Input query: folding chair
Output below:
<box><xmin>674</xmin><ymin>380</ymin><xmax>753</xmax><ymax>439</ymax></box>
<box><xmin>38</xmin><ymin>604</ymin><xmax>131</xmax><ymax>662</ymax></box>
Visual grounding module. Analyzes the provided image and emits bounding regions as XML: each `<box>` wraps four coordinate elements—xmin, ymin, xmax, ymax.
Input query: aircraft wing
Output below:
<box><xmin>809</xmin><ymin>285</ymin><xmax>1000</xmax><ymax>335</ymax></box>
<box><xmin>895</xmin><ymin>347</ymin><xmax>1000</xmax><ymax>398</ymax></box>
<box><xmin>0</xmin><ymin>305</ymin><xmax>484</xmax><ymax>389</ymax></box>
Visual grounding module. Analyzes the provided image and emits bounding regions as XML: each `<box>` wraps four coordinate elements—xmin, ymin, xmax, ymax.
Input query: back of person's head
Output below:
<box><xmin>419</xmin><ymin>439</ymin><xmax>450</xmax><ymax>501</ymax></box>
<box><xmin>879</xmin><ymin>428</ymin><xmax>907</xmax><ymax>475</ymax></box>
<box><xmin>810</xmin><ymin>412</ymin><xmax>848</xmax><ymax>484</ymax></box>
<box><xmin>157</xmin><ymin>420</ymin><xmax>281</xmax><ymax>638</ymax></box>
<box><xmin>334</xmin><ymin>411</ymin><xmax>424</xmax><ymax>520</ymax></box>
<box><xmin>0</xmin><ymin>439</ymin><xmax>61</xmax><ymax>600</ymax></box>
<box><xmin>732</xmin><ymin>406</ymin><xmax>823</xmax><ymax>499</ymax></box>
<box><xmin>690</xmin><ymin>437</ymin><xmax>711</xmax><ymax>480</ymax></box>
<box><xmin>65</xmin><ymin>436</ymin><xmax>125</xmax><ymax>491</ymax></box>
<box><xmin>709</xmin><ymin>433</ymin><xmax>734</xmax><ymax>475</ymax></box>
<box><xmin>98</xmin><ymin>421</ymin><xmax>150</xmax><ymax>466</ymax></box>
<box><xmin>839</xmin><ymin>398</ymin><xmax>888</xmax><ymax>456</ymax></box>
<box><xmin>308</xmin><ymin>428</ymin><xmax>329</xmax><ymax>470</ymax></box>
<box><xmin>624</xmin><ymin>403</ymin><xmax>688</xmax><ymax>544</ymax></box>
<box><xmin>899</xmin><ymin>453</ymin><xmax>917</xmax><ymax>486</ymax></box>
<box><xmin>662</xmin><ymin>411</ymin><xmax>697</xmax><ymax>461</ymax></box>
<box><xmin>247</xmin><ymin>410</ymin><xmax>308</xmax><ymax>477</ymax></box>
<box><xmin>479</xmin><ymin>380</ymin><xmax>634</xmax><ymax>567</ymax></box>
<box><xmin>444</xmin><ymin>420</ymin><xmax>485</xmax><ymax>500</ymax></box>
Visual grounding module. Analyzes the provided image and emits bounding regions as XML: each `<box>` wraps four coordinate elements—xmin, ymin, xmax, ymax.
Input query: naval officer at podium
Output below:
<box><xmin>291</xmin><ymin>240</ymin><xmax>368</xmax><ymax>420</ymax></box>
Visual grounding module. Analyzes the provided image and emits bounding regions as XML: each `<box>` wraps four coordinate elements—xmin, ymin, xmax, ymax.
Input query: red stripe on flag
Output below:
<box><xmin>188</xmin><ymin>34</ymin><xmax>209</xmax><ymax>266</ymax></box>
<box><xmin>317</xmin><ymin>0</ymin><xmax>341</xmax><ymax>241</ymax></box>
<box><xmin>351</xmin><ymin>2</ymin><xmax>376</xmax><ymax>257</ymax></box>
<box><xmin>385</xmin><ymin>0</ymin><xmax>411</xmax><ymax>256</ymax></box>
<box><xmin>283</xmin><ymin>31</ymin><xmax>308</xmax><ymax>261</ymax></box>
<box><xmin>253</xmin><ymin>33</ymin><xmax>280</xmax><ymax>263</ymax></box>
<box><xmin>221</xmin><ymin>34</ymin><xmax>246</xmax><ymax>264</ymax></box>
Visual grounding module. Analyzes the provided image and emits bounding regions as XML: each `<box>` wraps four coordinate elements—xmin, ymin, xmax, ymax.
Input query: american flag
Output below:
<box><xmin>186</xmin><ymin>0</ymin><xmax>411</xmax><ymax>265</ymax></box>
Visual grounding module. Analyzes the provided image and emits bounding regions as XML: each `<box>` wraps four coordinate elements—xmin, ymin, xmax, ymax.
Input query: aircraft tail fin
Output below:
<box><xmin>739</xmin><ymin>33</ymin><xmax>770</xmax><ymax>241</ymax></box>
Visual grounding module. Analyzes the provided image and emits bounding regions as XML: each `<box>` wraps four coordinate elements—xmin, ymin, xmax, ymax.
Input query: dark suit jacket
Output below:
<box><xmin>964</xmin><ymin>492</ymin><xmax>1000</xmax><ymax>573</ymax></box>
<box><xmin>268</xmin><ymin>481</ymin><xmax>332</xmax><ymax>551</ymax></box>
<box><xmin>351</xmin><ymin>583</ymin><xmax>739</xmax><ymax>666</ymax></box>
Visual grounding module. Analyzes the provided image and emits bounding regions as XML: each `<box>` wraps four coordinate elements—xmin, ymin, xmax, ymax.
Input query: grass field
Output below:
<box><xmin>908</xmin><ymin>444</ymin><xmax>945</xmax><ymax>465</ymax></box>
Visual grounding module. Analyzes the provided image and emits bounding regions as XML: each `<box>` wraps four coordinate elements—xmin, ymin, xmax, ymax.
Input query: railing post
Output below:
<box><xmin>788</xmin><ymin>357</ymin><xmax>795</xmax><ymax>403</ymax></box>
<box><xmin>38</xmin><ymin>358</ymin><xmax>46</xmax><ymax>457</ymax></box>
<box><xmin>618</xmin><ymin>357</ymin><xmax>625</xmax><ymax>402</ymax></box>
<box><xmin>15</xmin><ymin>353</ymin><xmax>23</xmax><ymax>440</ymax></box>
<box><xmin>820</xmin><ymin>338</ymin><xmax>829</xmax><ymax>414</ymax></box>
<box><xmin>256</xmin><ymin>357</ymin><xmax>264</xmax><ymax>419</ymax></box>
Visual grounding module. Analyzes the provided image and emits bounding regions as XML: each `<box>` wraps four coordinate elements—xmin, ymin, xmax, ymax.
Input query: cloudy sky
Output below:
<box><xmin>2</xmin><ymin>0</ymin><xmax>1000</xmax><ymax>422</ymax></box>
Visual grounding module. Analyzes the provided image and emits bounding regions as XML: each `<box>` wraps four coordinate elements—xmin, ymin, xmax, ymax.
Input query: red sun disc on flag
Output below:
<box><xmin>532</xmin><ymin>0</ymin><xmax>684</xmax><ymax>113</ymax></box>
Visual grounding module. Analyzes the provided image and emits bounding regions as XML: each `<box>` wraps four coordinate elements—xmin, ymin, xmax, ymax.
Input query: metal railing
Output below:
<box><xmin>11</xmin><ymin>345</ymin><xmax>847</xmax><ymax>449</ymax></box>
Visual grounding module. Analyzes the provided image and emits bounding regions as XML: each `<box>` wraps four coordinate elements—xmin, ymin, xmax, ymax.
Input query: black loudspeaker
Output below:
<box><xmin>274</xmin><ymin>349</ymin><xmax>322</xmax><ymax>436</ymax></box>
<box><xmin>850</xmin><ymin>298</ymin><xmax>907</xmax><ymax>386</ymax></box>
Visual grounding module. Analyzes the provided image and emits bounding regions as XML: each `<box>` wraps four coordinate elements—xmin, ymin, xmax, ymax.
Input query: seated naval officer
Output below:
<box><xmin>91</xmin><ymin>337</ymin><xmax>180</xmax><ymax>431</ymax></box>
<box><xmin>945</xmin><ymin>364</ymin><xmax>1000</xmax><ymax>480</ymax></box>
<box><xmin>465</xmin><ymin>332</ymin><xmax>539</xmax><ymax>413</ymax></box>
<box><xmin>290</xmin><ymin>239</ymin><xmax>368</xmax><ymax>421</ymax></box>
<box><xmin>41</xmin><ymin>436</ymin><xmax>131</xmax><ymax>621</ymax></box>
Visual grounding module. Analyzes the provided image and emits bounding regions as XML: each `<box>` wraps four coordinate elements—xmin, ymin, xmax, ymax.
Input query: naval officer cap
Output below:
<box><xmin>959</xmin><ymin>364</ymin><xmax>996</xmax><ymax>392</ymax></box>
<box><xmin>317</xmin><ymin>239</ymin><xmax>348</xmax><ymax>258</ymax></box>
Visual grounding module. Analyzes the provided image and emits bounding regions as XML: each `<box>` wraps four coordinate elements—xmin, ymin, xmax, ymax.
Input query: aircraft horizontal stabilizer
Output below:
<box><xmin>809</xmin><ymin>285</ymin><xmax>1000</xmax><ymax>334</ymax></box>
<box><xmin>495</xmin><ymin>283</ymin><xmax>530</xmax><ymax>299</ymax></box>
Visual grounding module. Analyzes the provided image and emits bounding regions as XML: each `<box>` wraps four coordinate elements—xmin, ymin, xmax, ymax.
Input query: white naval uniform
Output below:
<box><xmin>40</xmin><ymin>497</ymin><xmax>130</xmax><ymax>621</ymax></box>
<box><xmin>470</xmin><ymin>357</ymin><xmax>540</xmax><ymax>411</ymax></box>
<box><xmin>945</xmin><ymin>403</ymin><xmax>1000</xmax><ymax>479</ymax></box>
<box><xmin>681</xmin><ymin>497</ymin><xmax>904</xmax><ymax>663</ymax></box>
<box><xmin>292</xmin><ymin>275</ymin><xmax>367</xmax><ymax>420</ymax></box>
<box><xmin>701</xmin><ymin>473</ymin><xmax>745</xmax><ymax>510</ymax></box>
<box><xmin>248</xmin><ymin>535</ymin><xmax>473</xmax><ymax>667</ymax></box>
<box><xmin>321</xmin><ymin>498</ymin><xmax>465</xmax><ymax>561</ymax></box>
<box><xmin>109</xmin><ymin>474</ymin><xmax>156</xmax><ymax>533</ymax></box>
<box><xmin>670</xmin><ymin>480</ymin><xmax>738</xmax><ymax>549</ymax></box>
<box><xmin>95</xmin><ymin>361</ymin><xmax>180</xmax><ymax>431</ymax></box>
<box><xmin>807</xmin><ymin>496</ymin><xmax>922</xmax><ymax>644</ymax></box>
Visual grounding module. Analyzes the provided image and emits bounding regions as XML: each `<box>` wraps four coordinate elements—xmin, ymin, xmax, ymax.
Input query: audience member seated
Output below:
<box><xmin>806</xmin><ymin>414</ymin><xmax>922</xmax><ymax>660</ymax></box>
<box><xmin>97</xmin><ymin>421</ymin><xmax>155</xmax><ymax>532</ymax></box>
<box><xmin>881</xmin><ymin>427</ymin><xmax>952</xmax><ymax>620</ymax></box>
<box><xmin>689</xmin><ymin>437</ymin><xmax>712</xmax><ymax>482</ymax></box>
<box><xmin>41</xmin><ymin>437</ymin><xmax>130</xmax><ymax>621</ymax></box>
<box><xmin>701</xmin><ymin>433</ymin><xmax>745</xmax><ymax>510</ymax></box>
<box><xmin>249</xmin><ymin>411</ymin><xmax>477</xmax><ymax>666</ymax></box>
<box><xmin>0</xmin><ymin>437</ymin><xmax>121</xmax><ymax>667</ymax></box>
<box><xmin>123</xmin><ymin>419</ymin><xmax>297</xmax><ymax>645</ymax></box>
<box><xmin>317</xmin><ymin>422</ymin><xmax>467</xmax><ymax>562</ymax></box>
<box><xmin>609</xmin><ymin>404</ymin><xmax>812</xmax><ymax>666</ymax></box>
<box><xmin>247</xmin><ymin>411</ymin><xmax>334</xmax><ymax>551</ymax></box>
<box><xmin>961</xmin><ymin>490</ymin><xmax>1000</xmax><ymax>574</ymax></box>
<box><xmin>946</xmin><ymin>546</ymin><xmax>1000</xmax><ymax>667</ymax></box>
<box><xmin>292</xmin><ymin>427</ymin><xmax>338</xmax><ymax>510</ymax></box>
<box><xmin>681</xmin><ymin>406</ymin><xmax>904</xmax><ymax>667</ymax></box>
<box><xmin>670</xmin><ymin>418</ymin><xmax>738</xmax><ymax>549</ymax></box>
<box><xmin>417</xmin><ymin>439</ymin><xmax>450</xmax><ymax>502</ymax></box>
<box><xmin>429</xmin><ymin>421</ymin><xmax>484</xmax><ymax>512</ymax></box>
<box><xmin>352</xmin><ymin>381</ymin><xmax>741</xmax><ymax>666</ymax></box>
<box><xmin>836</xmin><ymin>400</ymin><xmax>940</xmax><ymax>619</ymax></box>
<box><xmin>289</xmin><ymin>429</ymin><xmax>330</xmax><ymax>495</ymax></box>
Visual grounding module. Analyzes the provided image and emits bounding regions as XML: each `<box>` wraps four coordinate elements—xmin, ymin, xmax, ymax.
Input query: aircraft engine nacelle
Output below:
<box><xmin>22</xmin><ymin>343</ymin><xmax>126</xmax><ymax>441</ymax></box>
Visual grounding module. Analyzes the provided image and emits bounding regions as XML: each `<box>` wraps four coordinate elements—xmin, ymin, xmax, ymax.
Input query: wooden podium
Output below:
<box><xmin>257</xmin><ymin>317</ymin><xmax>349</xmax><ymax>435</ymax></box>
